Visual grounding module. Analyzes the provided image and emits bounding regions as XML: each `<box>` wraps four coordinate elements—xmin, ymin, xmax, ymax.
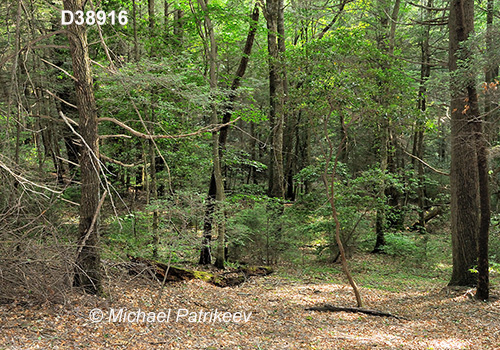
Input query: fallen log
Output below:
<box><xmin>409</xmin><ymin>206</ymin><xmax>443</xmax><ymax>231</ymax></box>
<box><xmin>127</xmin><ymin>256</ymin><xmax>272</xmax><ymax>287</ymax></box>
<box><xmin>306</xmin><ymin>304</ymin><xmax>407</xmax><ymax>320</ymax></box>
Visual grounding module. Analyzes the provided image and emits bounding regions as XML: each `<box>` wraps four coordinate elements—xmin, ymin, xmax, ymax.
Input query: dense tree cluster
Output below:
<box><xmin>0</xmin><ymin>0</ymin><xmax>499</xmax><ymax>301</ymax></box>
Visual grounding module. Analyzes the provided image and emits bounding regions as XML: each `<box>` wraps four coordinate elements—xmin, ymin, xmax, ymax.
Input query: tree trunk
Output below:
<box><xmin>173</xmin><ymin>9</ymin><xmax>184</xmax><ymax>47</ymax></box>
<box><xmin>485</xmin><ymin>0</ymin><xmax>499</xmax><ymax>143</ymax></box>
<box><xmin>475</xmin><ymin>103</ymin><xmax>490</xmax><ymax>300</ymax></box>
<box><xmin>132</xmin><ymin>0</ymin><xmax>139</xmax><ymax>61</ymax></box>
<box><xmin>322</xmin><ymin>112</ymin><xmax>362</xmax><ymax>308</ymax></box>
<box><xmin>266</xmin><ymin>0</ymin><xmax>285</xmax><ymax>199</ymax></box>
<box><xmin>148</xmin><ymin>0</ymin><xmax>155</xmax><ymax>30</ymax></box>
<box><xmin>150</xmin><ymin>138</ymin><xmax>159</xmax><ymax>258</ymax></box>
<box><xmin>199</xmin><ymin>6</ymin><xmax>259</xmax><ymax>265</ymax></box>
<box><xmin>196</xmin><ymin>0</ymin><xmax>225</xmax><ymax>268</ymax></box>
<box><xmin>372</xmin><ymin>0</ymin><xmax>401</xmax><ymax>252</ymax></box>
<box><xmin>413</xmin><ymin>0</ymin><xmax>432</xmax><ymax>233</ymax></box>
<box><xmin>448</xmin><ymin>0</ymin><xmax>479</xmax><ymax>287</ymax></box>
<box><xmin>476</xmin><ymin>0</ymin><xmax>497</xmax><ymax>301</ymax></box>
<box><xmin>64</xmin><ymin>0</ymin><xmax>102</xmax><ymax>294</ymax></box>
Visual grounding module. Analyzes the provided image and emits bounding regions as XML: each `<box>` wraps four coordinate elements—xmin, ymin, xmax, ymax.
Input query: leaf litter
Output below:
<box><xmin>1</xmin><ymin>268</ymin><xmax>499</xmax><ymax>349</ymax></box>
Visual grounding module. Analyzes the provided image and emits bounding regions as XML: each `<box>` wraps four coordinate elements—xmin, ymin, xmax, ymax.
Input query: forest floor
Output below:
<box><xmin>1</xmin><ymin>254</ymin><xmax>499</xmax><ymax>350</ymax></box>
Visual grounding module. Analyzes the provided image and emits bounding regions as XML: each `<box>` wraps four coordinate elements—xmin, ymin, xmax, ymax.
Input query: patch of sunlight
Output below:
<box><xmin>425</xmin><ymin>338</ymin><xmax>470</xmax><ymax>349</ymax></box>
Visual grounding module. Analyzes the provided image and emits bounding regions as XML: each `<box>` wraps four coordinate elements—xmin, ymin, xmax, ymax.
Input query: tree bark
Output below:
<box><xmin>485</xmin><ymin>0</ymin><xmax>498</xmax><ymax>141</ymax></box>
<box><xmin>448</xmin><ymin>0</ymin><xmax>479</xmax><ymax>287</ymax></box>
<box><xmin>266</xmin><ymin>0</ymin><xmax>285</xmax><ymax>199</ymax></box>
<box><xmin>413</xmin><ymin>0</ymin><xmax>432</xmax><ymax>233</ymax></box>
<box><xmin>475</xmin><ymin>0</ymin><xmax>497</xmax><ymax>301</ymax></box>
<box><xmin>148</xmin><ymin>0</ymin><xmax>155</xmax><ymax>30</ymax></box>
<box><xmin>196</xmin><ymin>0</ymin><xmax>225</xmax><ymax>268</ymax></box>
<box><xmin>475</xmin><ymin>103</ymin><xmax>490</xmax><ymax>300</ymax></box>
<box><xmin>132</xmin><ymin>0</ymin><xmax>139</xmax><ymax>62</ymax></box>
<box><xmin>173</xmin><ymin>9</ymin><xmax>184</xmax><ymax>47</ymax></box>
<box><xmin>64</xmin><ymin>0</ymin><xmax>102</xmax><ymax>294</ymax></box>
<box><xmin>322</xmin><ymin>111</ymin><xmax>362</xmax><ymax>308</ymax></box>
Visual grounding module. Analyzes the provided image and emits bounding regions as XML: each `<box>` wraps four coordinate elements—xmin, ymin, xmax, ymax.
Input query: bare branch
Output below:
<box><xmin>98</xmin><ymin>116</ymin><xmax>242</xmax><ymax>140</ymax></box>
<box><xmin>0</xmin><ymin>159</ymin><xmax>62</xmax><ymax>196</ymax></box>
<box><xmin>408</xmin><ymin>1</ymin><xmax>448</xmax><ymax>11</ymax></box>
<box><xmin>99</xmin><ymin>134</ymin><xmax>133</xmax><ymax>139</ymax></box>
<box><xmin>0</xmin><ymin>30</ymin><xmax>67</xmax><ymax>69</ymax></box>
<box><xmin>40</xmin><ymin>58</ymin><xmax>77</xmax><ymax>81</ymax></box>
<box><xmin>403</xmin><ymin>149</ymin><xmax>449</xmax><ymax>176</ymax></box>
<box><xmin>43</xmin><ymin>89</ymin><xmax>78</xmax><ymax>110</ymax></box>
<box><xmin>76</xmin><ymin>190</ymin><xmax>108</xmax><ymax>256</ymax></box>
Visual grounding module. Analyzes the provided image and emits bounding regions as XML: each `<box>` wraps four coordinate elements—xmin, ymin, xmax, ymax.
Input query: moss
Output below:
<box><xmin>192</xmin><ymin>270</ymin><xmax>214</xmax><ymax>282</ymax></box>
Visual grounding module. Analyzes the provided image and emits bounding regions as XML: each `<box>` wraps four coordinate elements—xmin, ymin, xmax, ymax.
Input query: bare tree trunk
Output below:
<box><xmin>199</xmin><ymin>6</ymin><xmax>259</xmax><ymax>265</ymax></box>
<box><xmin>413</xmin><ymin>0</ymin><xmax>432</xmax><ymax>233</ymax></box>
<box><xmin>485</xmin><ymin>0</ymin><xmax>499</xmax><ymax>143</ymax></box>
<box><xmin>475</xmin><ymin>0</ymin><xmax>497</xmax><ymax>301</ymax></box>
<box><xmin>372</xmin><ymin>0</ymin><xmax>401</xmax><ymax>252</ymax></box>
<box><xmin>132</xmin><ymin>0</ymin><xmax>139</xmax><ymax>61</ymax></box>
<box><xmin>448</xmin><ymin>0</ymin><xmax>479</xmax><ymax>287</ymax></box>
<box><xmin>266</xmin><ymin>0</ymin><xmax>285</xmax><ymax>199</ymax></box>
<box><xmin>164</xmin><ymin>1</ymin><xmax>169</xmax><ymax>39</ymax></box>
<box><xmin>64</xmin><ymin>0</ymin><xmax>102</xmax><ymax>294</ymax></box>
<box><xmin>475</xmin><ymin>99</ymin><xmax>490</xmax><ymax>300</ymax></box>
<box><xmin>322</xmin><ymin>111</ymin><xmax>362</xmax><ymax>308</ymax></box>
<box><xmin>196</xmin><ymin>0</ymin><xmax>225</xmax><ymax>268</ymax></box>
<box><xmin>173</xmin><ymin>9</ymin><xmax>184</xmax><ymax>47</ymax></box>
<box><xmin>148</xmin><ymin>0</ymin><xmax>155</xmax><ymax>29</ymax></box>
<box><xmin>150</xmin><ymin>138</ymin><xmax>159</xmax><ymax>258</ymax></box>
<box><xmin>10</xmin><ymin>0</ymin><xmax>22</xmax><ymax>164</ymax></box>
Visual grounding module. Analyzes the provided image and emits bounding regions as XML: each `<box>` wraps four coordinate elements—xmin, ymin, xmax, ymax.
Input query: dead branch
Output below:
<box><xmin>403</xmin><ymin>149</ymin><xmax>449</xmax><ymax>176</ymax></box>
<box><xmin>0</xmin><ymin>159</ymin><xmax>62</xmax><ymax>195</ymax></box>
<box><xmin>99</xmin><ymin>134</ymin><xmax>132</xmax><ymax>139</ymax></box>
<box><xmin>40</xmin><ymin>58</ymin><xmax>77</xmax><ymax>81</ymax></box>
<box><xmin>43</xmin><ymin>89</ymin><xmax>78</xmax><ymax>110</ymax></box>
<box><xmin>98</xmin><ymin>116</ymin><xmax>241</xmax><ymax>140</ymax></box>
<box><xmin>76</xmin><ymin>190</ymin><xmax>108</xmax><ymax>256</ymax></box>
<box><xmin>0</xmin><ymin>30</ymin><xmax>67</xmax><ymax>69</ymax></box>
<box><xmin>306</xmin><ymin>304</ymin><xmax>407</xmax><ymax>320</ymax></box>
<box><xmin>408</xmin><ymin>1</ymin><xmax>448</xmax><ymax>11</ymax></box>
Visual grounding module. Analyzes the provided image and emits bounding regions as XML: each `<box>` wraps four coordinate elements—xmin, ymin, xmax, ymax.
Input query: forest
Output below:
<box><xmin>1</xmin><ymin>0</ymin><xmax>500</xmax><ymax>348</ymax></box>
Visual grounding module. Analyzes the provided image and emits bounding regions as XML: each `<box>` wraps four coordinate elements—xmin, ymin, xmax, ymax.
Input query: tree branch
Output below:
<box><xmin>98</xmin><ymin>116</ymin><xmax>241</xmax><ymax>140</ymax></box>
<box><xmin>403</xmin><ymin>149</ymin><xmax>449</xmax><ymax>176</ymax></box>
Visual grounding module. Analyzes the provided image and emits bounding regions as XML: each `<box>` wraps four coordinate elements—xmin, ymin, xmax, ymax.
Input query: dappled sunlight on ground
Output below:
<box><xmin>2</xmin><ymin>267</ymin><xmax>499</xmax><ymax>349</ymax></box>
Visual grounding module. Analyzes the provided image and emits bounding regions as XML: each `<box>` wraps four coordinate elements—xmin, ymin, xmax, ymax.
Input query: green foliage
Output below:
<box><xmin>104</xmin><ymin>191</ymin><xmax>205</xmax><ymax>261</ymax></box>
<box><xmin>225</xmin><ymin>197</ymin><xmax>317</xmax><ymax>264</ymax></box>
<box><xmin>382</xmin><ymin>232</ymin><xmax>420</xmax><ymax>257</ymax></box>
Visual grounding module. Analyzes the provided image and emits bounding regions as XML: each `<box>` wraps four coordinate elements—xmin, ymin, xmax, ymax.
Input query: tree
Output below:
<box><xmin>448</xmin><ymin>0</ymin><xmax>480</xmax><ymax>287</ymax></box>
<box><xmin>63</xmin><ymin>0</ymin><xmax>102</xmax><ymax>294</ymax></box>
<box><xmin>372</xmin><ymin>0</ymin><xmax>402</xmax><ymax>253</ymax></box>
<box><xmin>266</xmin><ymin>0</ymin><xmax>285</xmax><ymax>199</ymax></box>
<box><xmin>199</xmin><ymin>5</ymin><xmax>260</xmax><ymax>265</ymax></box>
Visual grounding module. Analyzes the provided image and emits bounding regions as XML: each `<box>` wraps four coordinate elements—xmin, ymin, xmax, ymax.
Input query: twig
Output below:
<box><xmin>99</xmin><ymin>134</ymin><xmax>132</xmax><ymax>139</ymax></box>
<box><xmin>0</xmin><ymin>159</ymin><xmax>62</xmax><ymax>195</ymax></box>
